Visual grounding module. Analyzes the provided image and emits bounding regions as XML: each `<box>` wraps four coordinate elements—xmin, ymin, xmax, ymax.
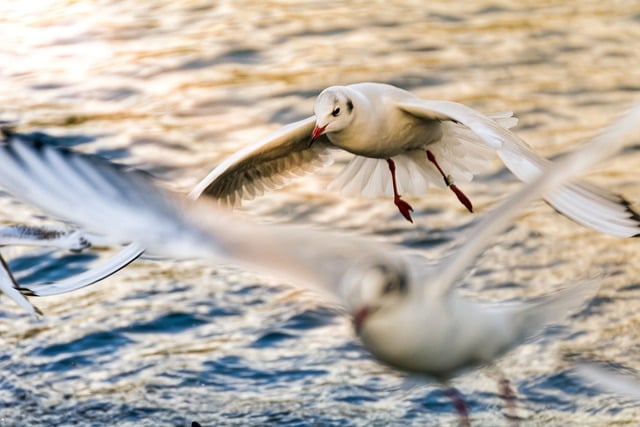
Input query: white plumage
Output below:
<box><xmin>193</xmin><ymin>82</ymin><xmax>640</xmax><ymax>235</ymax></box>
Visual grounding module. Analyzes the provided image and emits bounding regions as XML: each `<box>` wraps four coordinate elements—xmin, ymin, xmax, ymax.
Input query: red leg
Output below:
<box><xmin>426</xmin><ymin>150</ymin><xmax>473</xmax><ymax>213</ymax></box>
<box><xmin>443</xmin><ymin>387</ymin><xmax>471</xmax><ymax>427</ymax></box>
<box><xmin>386</xmin><ymin>159</ymin><xmax>414</xmax><ymax>223</ymax></box>
<box><xmin>498</xmin><ymin>377</ymin><xmax>522</xmax><ymax>427</ymax></box>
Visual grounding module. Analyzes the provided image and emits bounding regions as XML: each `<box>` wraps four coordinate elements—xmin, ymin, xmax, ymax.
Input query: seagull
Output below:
<box><xmin>0</xmin><ymin>224</ymin><xmax>91</xmax><ymax>315</ymax></box>
<box><xmin>192</xmin><ymin>82</ymin><xmax>640</xmax><ymax>237</ymax></box>
<box><xmin>1</xmin><ymin>103</ymin><xmax>639</xmax><ymax>425</ymax></box>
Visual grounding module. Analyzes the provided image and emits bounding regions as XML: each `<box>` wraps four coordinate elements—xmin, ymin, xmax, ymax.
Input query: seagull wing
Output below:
<box><xmin>397</xmin><ymin>99</ymin><xmax>640</xmax><ymax>238</ymax></box>
<box><xmin>190</xmin><ymin>117</ymin><xmax>334</xmax><ymax>204</ymax></box>
<box><xmin>21</xmin><ymin>243</ymin><xmax>144</xmax><ymax>296</ymax></box>
<box><xmin>0</xmin><ymin>225</ymin><xmax>89</xmax><ymax>252</ymax></box>
<box><xmin>0</xmin><ymin>135</ymin><xmax>403</xmax><ymax>311</ymax></box>
<box><xmin>419</xmin><ymin>103</ymin><xmax>640</xmax><ymax>300</ymax></box>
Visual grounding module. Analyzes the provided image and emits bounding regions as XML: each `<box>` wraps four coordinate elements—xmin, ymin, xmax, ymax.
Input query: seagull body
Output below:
<box><xmin>1</xmin><ymin>103</ymin><xmax>639</xmax><ymax>423</ymax></box>
<box><xmin>193</xmin><ymin>82</ymin><xmax>640</xmax><ymax>236</ymax></box>
<box><xmin>356</xmin><ymin>278</ymin><xmax>594</xmax><ymax>379</ymax></box>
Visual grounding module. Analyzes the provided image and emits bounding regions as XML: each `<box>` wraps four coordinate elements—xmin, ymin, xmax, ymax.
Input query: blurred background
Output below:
<box><xmin>0</xmin><ymin>1</ymin><xmax>639</xmax><ymax>425</ymax></box>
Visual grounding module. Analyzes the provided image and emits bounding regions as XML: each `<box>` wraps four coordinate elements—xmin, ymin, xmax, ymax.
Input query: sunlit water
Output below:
<box><xmin>1</xmin><ymin>1</ymin><xmax>640</xmax><ymax>426</ymax></box>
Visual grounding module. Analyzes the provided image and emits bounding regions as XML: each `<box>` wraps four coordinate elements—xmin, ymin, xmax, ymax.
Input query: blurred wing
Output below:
<box><xmin>575</xmin><ymin>361</ymin><xmax>640</xmax><ymax>400</ymax></box>
<box><xmin>0</xmin><ymin>253</ymin><xmax>40</xmax><ymax>316</ymax></box>
<box><xmin>0</xmin><ymin>135</ymin><xmax>403</xmax><ymax>310</ymax></box>
<box><xmin>422</xmin><ymin>103</ymin><xmax>640</xmax><ymax>299</ymax></box>
<box><xmin>0</xmin><ymin>225</ymin><xmax>90</xmax><ymax>252</ymax></box>
<box><xmin>397</xmin><ymin>99</ymin><xmax>640</xmax><ymax>238</ymax></box>
<box><xmin>20</xmin><ymin>243</ymin><xmax>144</xmax><ymax>296</ymax></box>
<box><xmin>0</xmin><ymin>135</ymin><xmax>203</xmax><ymax>252</ymax></box>
<box><xmin>190</xmin><ymin>117</ymin><xmax>334</xmax><ymax>203</ymax></box>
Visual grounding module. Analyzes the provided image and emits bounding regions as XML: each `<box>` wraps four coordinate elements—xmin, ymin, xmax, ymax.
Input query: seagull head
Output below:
<box><xmin>310</xmin><ymin>86</ymin><xmax>355</xmax><ymax>145</ymax></box>
<box><xmin>342</xmin><ymin>262</ymin><xmax>410</xmax><ymax>336</ymax></box>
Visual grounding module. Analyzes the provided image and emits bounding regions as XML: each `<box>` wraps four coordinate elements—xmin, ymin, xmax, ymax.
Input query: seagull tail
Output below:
<box><xmin>509</xmin><ymin>275</ymin><xmax>600</xmax><ymax>345</ymax></box>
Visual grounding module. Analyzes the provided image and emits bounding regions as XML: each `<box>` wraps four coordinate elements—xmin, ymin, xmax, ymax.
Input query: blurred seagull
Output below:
<box><xmin>193</xmin><ymin>82</ymin><xmax>640</xmax><ymax>236</ymax></box>
<box><xmin>0</xmin><ymin>104</ymin><xmax>639</xmax><ymax>425</ymax></box>
<box><xmin>0</xmin><ymin>224</ymin><xmax>91</xmax><ymax>315</ymax></box>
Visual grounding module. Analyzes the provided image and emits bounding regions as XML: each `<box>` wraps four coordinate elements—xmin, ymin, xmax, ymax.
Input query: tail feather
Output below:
<box><xmin>328</xmin><ymin>112</ymin><xmax>516</xmax><ymax>198</ymax></box>
<box><xmin>510</xmin><ymin>276</ymin><xmax>600</xmax><ymax>345</ymax></box>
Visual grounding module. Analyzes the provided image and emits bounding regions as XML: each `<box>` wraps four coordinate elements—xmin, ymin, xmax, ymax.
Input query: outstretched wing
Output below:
<box><xmin>190</xmin><ymin>117</ymin><xmax>334</xmax><ymax>203</ymax></box>
<box><xmin>397</xmin><ymin>99</ymin><xmax>640</xmax><ymax>238</ymax></box>
<box><xmin>421</xmin><ymin>103</ymin><xmax>640</xmax><ymax>300</ymax></box>
<box><xmin>20</xmin><ymin>243</ymin><xmax>144</xmax><ymax>297</ymax></box>
<box><xmin>0</xmin><ymin>135</ymin><xmax>404</xmax><ymax>310</ymax></box>
<box><xmin>0</xmin><ymin>225</ymin><xmax>90</xmax><ymax>251</ymax></box>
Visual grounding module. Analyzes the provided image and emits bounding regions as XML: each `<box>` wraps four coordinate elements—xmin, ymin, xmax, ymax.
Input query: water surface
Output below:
<box><xmin>1</xmin><ymin>1</ymin><xmax>640</xmax><ymax>426</ymax></box>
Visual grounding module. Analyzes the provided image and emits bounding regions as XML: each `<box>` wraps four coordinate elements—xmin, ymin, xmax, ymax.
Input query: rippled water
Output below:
<box><xmin>1</xmin><ymin>1</ymin><xmax>640</xmax><ymax>426</ymax></box>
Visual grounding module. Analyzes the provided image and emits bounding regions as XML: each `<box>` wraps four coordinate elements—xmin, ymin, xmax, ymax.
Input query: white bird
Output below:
<box><xmin>193</xmin><ymin>82</ymin><xmax>640</xmax><ymax>237</ymax></box>
<box><xmin>1</xmin><ymin>103</ymin><xmax>639</xmax><ymax>425</ymax></box>
<box><xmin>0</xmin><ymin>224</ymin><xmax>91</xmax><ymax>315</ymax></box>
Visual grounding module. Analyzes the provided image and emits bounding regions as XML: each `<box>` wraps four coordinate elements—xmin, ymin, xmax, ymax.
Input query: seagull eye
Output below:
<box><xmin>331</xmin><ymin>107</ymin><xmax>341</xmax><ymax>117</ymax></box>
<box><xmin>383</xmin><ymin>281</ymin><xmax>400</xmax><ymax>295</ymax></box>
<box><xmin>374</xmin><ymin>264</ymin><xmax>407</xmax><ymax>295</ymax></box>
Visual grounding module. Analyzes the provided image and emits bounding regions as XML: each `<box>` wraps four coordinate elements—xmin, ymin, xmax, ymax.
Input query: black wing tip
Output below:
<box><xmin>617</xmin><ymin>194</ymin><xmax>640</xmax><ymax>237</ymax></box>
<box><xmin>18</xmin><ymin>286</ymin><xmax>38</xmax><ymax>297</ymax></box>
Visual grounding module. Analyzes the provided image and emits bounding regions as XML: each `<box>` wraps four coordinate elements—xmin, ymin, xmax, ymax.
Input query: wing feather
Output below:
<box><xmin>190</xmin><ymin>117</ymin><xmax>334</xmax><ymax>203</ymax></box>
<box><xmin>398</xmin><ymin>99</ymin><xmax>640</xmax><ymax>238</ymax></box>
<box><xmin>423</xmin><ymin>104</ymin><xmax>640</xmax><ymax>299</ymax></box>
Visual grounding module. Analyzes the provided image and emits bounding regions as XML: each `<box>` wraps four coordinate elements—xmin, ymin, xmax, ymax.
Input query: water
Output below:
<box><xmin>1</xmin><ymin>1</ymin><xmax>640</xmax><ymax>425</ymax></box>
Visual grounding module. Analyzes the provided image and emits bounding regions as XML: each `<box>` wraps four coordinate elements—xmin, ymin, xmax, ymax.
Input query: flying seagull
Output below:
<box><xmin>1</xmin><ymin>103</ymin><xmax>639</xmax><ymax>424</ymax></box>
<box><xmin>192</xmin><ymin>82</ymin><xmax>640</xmax><ymax>236</ymax></box>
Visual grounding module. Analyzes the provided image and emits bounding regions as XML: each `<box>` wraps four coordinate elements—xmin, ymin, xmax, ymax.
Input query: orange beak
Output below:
<box><xmin>309</xmin><ymin>124</ymin><xmax>327</xmax><ymax>146</ymax></box>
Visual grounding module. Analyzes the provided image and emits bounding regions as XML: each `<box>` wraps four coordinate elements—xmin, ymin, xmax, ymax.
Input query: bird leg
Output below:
<box><xmin>425</xmin><ymin>150</ymin><xmax>473</xmax><ymax>213</ymax></box>
<box><xmin>386</xmin><ymin>158</ymin><xmax>414</xmax><ymax>223</ymax></box>
<box><xmin>498</xmin><ymin>376</ymin><xmax>522</xmax><ymax>427</ymax></box>
<box><xmin>443</xmin><ymin>387</ymin><xmax>471</xmax><ymax>427</ymax></box>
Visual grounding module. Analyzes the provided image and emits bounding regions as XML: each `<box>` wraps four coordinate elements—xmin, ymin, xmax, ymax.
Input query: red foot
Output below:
<box><xmin>499</xmin><ymin>378</ymin><xmax>522</xmax><ymax>427</ymax></box>
<box><xmin>387</xmin><ymin>158</ymin><xmax>414</xmax><ymax>223</ymax></box>
<box><xmin>451</xmin><ymin>184</ymin><xmax>473</xmax><ymax>213</ymax></box>
<box><xmin>394</xmin><ymin>196</ymin><xmax>414</xmax><ymax>223</ymax></box>
<box><xmin>426</xmin><ymin>150</ymin><xmax>474</xmax><ymax>213</ymax></box>
<box><xmin>444</xmin><ymin>387</ymin><xmax>471</xmax><ymax>427</ymax></box>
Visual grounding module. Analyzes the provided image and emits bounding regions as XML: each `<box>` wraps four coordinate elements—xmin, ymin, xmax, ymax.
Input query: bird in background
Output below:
<box><xmin>1</xmin><ymin>101</ymin><xmax>639</xmax><ymax>425</ymax></box>
<box><xmin>193</xmin><ymin>82</ymin><xmax>640</xmax><ymax>237</ymax></box>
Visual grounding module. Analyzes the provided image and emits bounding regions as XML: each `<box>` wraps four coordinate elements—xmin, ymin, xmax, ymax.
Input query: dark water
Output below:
<box><xmin>1</xmin><ymin>1</ymin><xmax>640</xmax><ymax>426</ymax></box>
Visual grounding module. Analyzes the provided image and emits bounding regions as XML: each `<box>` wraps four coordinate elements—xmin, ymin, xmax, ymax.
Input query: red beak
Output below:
<box><xmin>309</xmin><ymin>124</ymin><xmax>327</xmax><ymax>146</ymax></box>
<box><xmin>353</xmin><ymin>306</ymin><xmax>370</xmax><ymax>335</ymax></box>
